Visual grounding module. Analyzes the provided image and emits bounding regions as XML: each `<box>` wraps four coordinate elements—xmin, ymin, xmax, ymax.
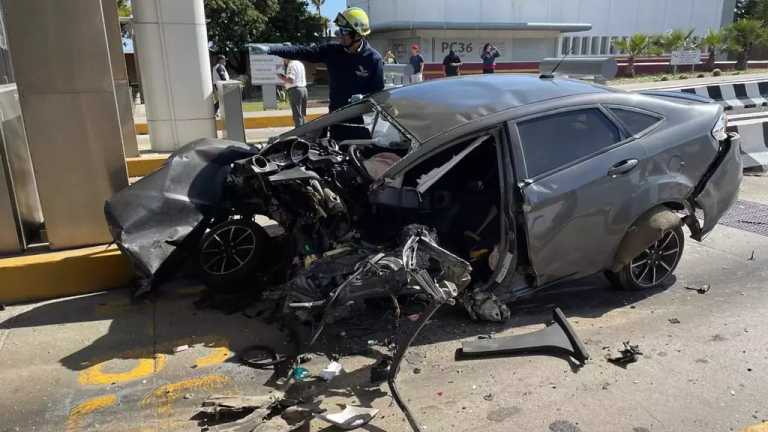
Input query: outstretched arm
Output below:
<box><xmin>269</xmin><ymin>44</ymin><xmax>329</xmax><ymax>64</ymax></box>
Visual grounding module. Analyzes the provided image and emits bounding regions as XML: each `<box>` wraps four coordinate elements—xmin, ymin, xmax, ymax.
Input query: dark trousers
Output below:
<box><xmin>287</xmin><ymin>86</ymin><xmax>308</xmax><ymax>127</ymax></box>
<box><xmin>483</xmin><ymin>68</ymin><xmax>495</xmax><ymax>74</ymax></box>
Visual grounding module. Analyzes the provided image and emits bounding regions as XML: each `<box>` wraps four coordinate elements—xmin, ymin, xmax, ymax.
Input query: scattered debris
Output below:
<box><xmin>292</xmin><ymin>367</ymin><xmax>310</xmax><ymax>381</ymax></box>
<box><xmin>668</xmin><ymin>318</ymin><xmax>681</xmax><ymax>324</ymax></box>
<box><xmin>483</xmin><ymin>393</ymin><xmax>494</xmax><ymax>401</ymax></box>
<box><xmin>239</xmin><ymin>345</ymin><xmax>287</xmax><ymax>369</ymax></box>
<box><xmin>320</xmin><ymin>361</ymin><xmax>344</xmax><ymax>381</ymax></box>
<box><xmin>196</xmin><ymin>393</ymin><xmax>284</xmax><ymax>431</ymax></box>
<box><xmin>183</xmin><ymin>393</ymin><xmax>193</xmax><ymax>400</ymax></box>
<box><xmin>685</xmin><ymin>284</ymin><xmax>710</xmax><ymax>294</ymax></box>
<box><xmin>370</xmin><ymin>357</ymin><xmax>391</xmax><ymax>384</ymax></box>
<box><xmin>730</xmin><ymin>389</ymin><xmax>736</xmax><ymax>396</ymax></box>
<box><xmin>316</xmin><ymin>405</ymin><xmax>379</xmax><ymax>430</ymax></box>
<box><xmin>748</xmin><ymin>250</ymin><xmax>756</xmax><ymax>261</ymax></box>
<box><xmin>174</xmin><ymin>344</ymin><xmax>189</xmax><ymax>353</ymax></box>
<box><xmin>606</xmin><ymin>341</ymin><xmax>643</xmax><ymax>368</ymax></box>
<box><xmin>406</xmin><ymin>314</ymin><xmax>421</xmax><ymax>322</ymax></box>
<box><xmin>413</xmin><ymin>367</ymin><xmax>422</xmax><ymax>375</ymax></box>
<box><xmin>458</xmin><ymin>308</ymin><xmax>589</xmax><ymax>365</ymax></box>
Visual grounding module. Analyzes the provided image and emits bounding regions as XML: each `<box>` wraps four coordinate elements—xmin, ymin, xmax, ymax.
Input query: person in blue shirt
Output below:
<box><xmin>251</xmin><ymin>7</ymin><xmax>384</xmax><ymax>113</ymax></box>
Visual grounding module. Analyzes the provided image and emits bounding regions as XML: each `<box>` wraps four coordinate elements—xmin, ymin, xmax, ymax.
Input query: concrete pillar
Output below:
<box><xmin>4</xmin><ymin>0</ymin><xmax>129</xmax><ymax>249</ymax></box>
<box><xmin>133</xmin><ymin>0</ymin><xmax>216</xmax><ymax>152</ymax></box>
<box><xmin>102</xmin><ymin>0</ymin><xmax>140</xmax><ymax>158</ymax></box>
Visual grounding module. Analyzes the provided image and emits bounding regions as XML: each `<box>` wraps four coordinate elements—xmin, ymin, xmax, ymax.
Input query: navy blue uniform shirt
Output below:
<box><xmin>270</xmin><ymin>41</ymin><xmax>384</xmax><ymax>111</ymax></box>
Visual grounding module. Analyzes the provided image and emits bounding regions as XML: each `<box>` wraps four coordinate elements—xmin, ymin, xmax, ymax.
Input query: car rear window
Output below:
<box><xmin>609</xmin><ymin>108</ymin><xmax>661</xmax><ymax>135</ymax></box>
<box><xmin>517</xmin><ymin>108</ymin><xmax>621</xmax><ymax>178</ymax></box>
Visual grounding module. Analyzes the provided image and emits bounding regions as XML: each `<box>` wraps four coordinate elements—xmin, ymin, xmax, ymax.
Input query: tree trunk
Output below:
<box><xmin>628</xmin><ymin>56</ymin><xmax>636</xmax><ymax>78</ymax></box>
<box><xmin>706</xmin><ymin>47</ymin><xmax>716</xmax><ymax>71</ymax></box>
<box><xmin>736</xmin><ymin>50</ymin><xmax>748</xmax><ymax>71</ymax></box>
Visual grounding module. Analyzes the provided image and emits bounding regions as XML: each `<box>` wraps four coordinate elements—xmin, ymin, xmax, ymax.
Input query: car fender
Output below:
<box><xmin>610</xmin><ymin>205</ymin><xmax>682</xmax><ymax>272</ymax></box>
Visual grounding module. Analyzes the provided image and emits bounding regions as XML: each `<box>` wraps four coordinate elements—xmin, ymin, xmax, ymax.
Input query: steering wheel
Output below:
<box><xmin>348</xmin><ymin>145</ymin><xmax>374</xmax><ymax>182</ymax></box>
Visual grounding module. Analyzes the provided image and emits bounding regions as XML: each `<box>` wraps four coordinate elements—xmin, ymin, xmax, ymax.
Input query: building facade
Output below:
<box><xmin>350</xmin><ymin>0</ymin><xmax>736</xmax><ymax>65</ymax></box>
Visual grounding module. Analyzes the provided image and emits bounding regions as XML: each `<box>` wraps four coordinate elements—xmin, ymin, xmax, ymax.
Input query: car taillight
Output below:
<box><xmin>712</xmin><ymin>113</ymin><xmax>728</xmax><ymax>141</ymax></box>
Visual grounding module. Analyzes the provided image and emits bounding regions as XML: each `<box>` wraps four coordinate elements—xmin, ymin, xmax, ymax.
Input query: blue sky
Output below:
<box><xmin>320</xmin><ymin>0</ymin><xmax>347</xmax><ymax>19</ymax></box>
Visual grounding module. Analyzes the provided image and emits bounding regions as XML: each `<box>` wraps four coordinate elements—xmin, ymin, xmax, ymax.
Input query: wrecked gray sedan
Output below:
<box><xmin>105</xmin><ymin>75</ymin><xmax>742</xmax><ymax>322</ymax></box>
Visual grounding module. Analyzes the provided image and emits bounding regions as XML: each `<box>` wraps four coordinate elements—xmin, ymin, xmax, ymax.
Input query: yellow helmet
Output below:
<box><xmin>334</xmin><ymin>7</ymin><xmax>371</xmax><ymax>37</ymax></box>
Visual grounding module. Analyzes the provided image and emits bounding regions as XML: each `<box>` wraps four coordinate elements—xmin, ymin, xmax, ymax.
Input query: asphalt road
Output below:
<box><xmin>1</xmin><ymin>176</ymin><xmax>767</xmax><ymax>432</ymax></box>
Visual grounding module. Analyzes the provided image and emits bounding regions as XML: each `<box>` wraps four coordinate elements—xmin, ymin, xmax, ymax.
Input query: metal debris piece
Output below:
<box><xmin>668</xmin><ymin>318</ymin><xmax>681</xmax><ymax>324</ymax></box>
<box><xmin>239</xmin><ymin>345</ymin><xmax>287</xmax><ymax>369</ymax></box>
<box><xmin>685</xmin><ymin>284</ymin><xmax>711</xmax><ymax>294</ymax></box>
<box><xmin>370</xmin><ymin>356</ymin><xmax>391</xmax><ymax>384</ymax></box>
<box><xmin>316</xmin><ymin>405</ymin><xmax>380</xmax><ymax>430</ymax></box>
<box><xmin>606</xmin><ymin>341</ymin><xmax>643</xmax><ymax>368</ymax></box>
<box><xmin>174</xmin><ymin>344</ymin><xmax>189</xmax><ymax>353</ymax></box>
<box><xmin>458</xmin><ymin>308</ymin><xmax>590</xmax><ymax>365</ymax></box>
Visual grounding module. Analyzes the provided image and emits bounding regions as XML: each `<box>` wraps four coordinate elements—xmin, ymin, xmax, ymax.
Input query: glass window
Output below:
<box><xmin>517</xmin><ymin>108</ymin><xmax>622</xmax><ymax>178</ymax></box>
<box><xmin>600</xmin><ymin>36</ymin><xmax>609</xmax><ymax>55</ymax></box>
<box><xmin>609</xmin><ymin>108</ymin><xmax>661</xmax><ymax>135</ymax></box>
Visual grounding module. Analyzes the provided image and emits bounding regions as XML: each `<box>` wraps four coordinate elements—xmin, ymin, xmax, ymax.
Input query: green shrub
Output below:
<box><xmin>712</xmin><ymin>68</ymin><xmax>722</xmax><ymax>76</ymax></box>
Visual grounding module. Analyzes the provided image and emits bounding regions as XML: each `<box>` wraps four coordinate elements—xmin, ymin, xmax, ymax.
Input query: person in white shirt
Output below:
<box><xmin>212</xmin><ymin>55</ymin><xmax>230</xmax><ymax>114</ymax></box>
<box><xmin>278</xmin><ymin>59</ymin><xmax>307</xmax><ymax>127</ymax></box>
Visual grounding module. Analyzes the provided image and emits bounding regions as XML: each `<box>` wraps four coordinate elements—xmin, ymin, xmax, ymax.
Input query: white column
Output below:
<box><xmin>133</xmin><ymin>0</ymin><xmax>216</xmax><ymax>151</ymax></box>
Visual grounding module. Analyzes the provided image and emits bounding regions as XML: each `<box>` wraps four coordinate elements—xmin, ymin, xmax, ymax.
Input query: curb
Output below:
<box><xmin>127</xmin><ymin>154</ymin><xmax>168</xmax><ymax>177</ymax></box>
<box><xmin>134</xmin><ymin>113</ymin><xmax>324</xmax><ymax>135</ymax></box>
<box><xmin>0</xmin><ymin>245</ymin><xmax>133</xmax><ymax>305</ymax></box>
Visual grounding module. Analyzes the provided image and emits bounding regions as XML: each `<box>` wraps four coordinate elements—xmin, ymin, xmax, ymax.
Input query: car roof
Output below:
<box><xmin>372</xmin><ymin>74</ymin><xmax>619</xmax><ymax>143</ymax></box>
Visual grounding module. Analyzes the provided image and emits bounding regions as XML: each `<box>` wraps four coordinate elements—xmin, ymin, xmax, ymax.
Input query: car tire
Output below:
<box><xmin>608</xmin><ymin>225</ymin><xmax>685</xmax><ymax>291</ymax></box>
<box><xmin>198</xmin><ymin>219</ymin><xmax>270</xmax><ymax>293</ymax></box>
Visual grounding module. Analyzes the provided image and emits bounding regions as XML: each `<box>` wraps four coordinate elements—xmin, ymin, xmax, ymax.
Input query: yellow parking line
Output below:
<box><xmin>194</xmin><ymin>346</ymin><xmax>233</xmax><ymax>368</ymax></box>
<box><xmin>141</xmin><ymin>375</ymin><xmax>231</xmax><ymax>416</ymax></box>
<box><xmin>65</xmin><ymin>394</ymin><xmax>118</xmax><ymax>432</ymax></box>
<box><xmin>79</xmin><ymin>354</ymin><xmax>167</xmax><ymax>386</ymax></box>
<box><xmin>742</xmin><ymin>422</ymin><xmax>768</xmax><ymax>432</ymax></box>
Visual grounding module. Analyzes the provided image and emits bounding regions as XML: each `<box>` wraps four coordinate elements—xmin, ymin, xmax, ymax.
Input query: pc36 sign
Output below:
<box><xmin>670</xmin><ymin>50</ymin><xmax>702</xmax><ymax>65</ymax></box>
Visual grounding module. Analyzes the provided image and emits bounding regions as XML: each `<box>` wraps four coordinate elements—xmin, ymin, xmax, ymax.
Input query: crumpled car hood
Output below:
<box><xmin>104</xmin><ymin>138</ymin><xmax>257</xmax><ymax>281</ymax></box>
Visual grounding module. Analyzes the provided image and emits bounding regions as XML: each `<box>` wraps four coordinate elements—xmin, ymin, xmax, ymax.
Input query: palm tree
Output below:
<box><xmin>657</xmin><ymin>29</ymin><xmax>695</xmax><ymax>74</ymax></box>
<box><xmin>311</xmin><ymin>0</ymin><xmax>326</xmax><ymax>36</ymax></box>
<box><xmin>613</xmin><ymin>33</ymin><xmax>659</xmax><ymax>77</ymax></box>
<box><xmin>700</xmin><ymin>29</ymin><xmax>723</xmax><ymax>71</ymax></box>
<box><xmin>722</xmin><ymin>19</ymin><xmax>768</xmax><ymax>70</ymax></box>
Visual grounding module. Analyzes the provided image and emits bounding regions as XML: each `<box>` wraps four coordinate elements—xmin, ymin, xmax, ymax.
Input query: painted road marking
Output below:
<box><xmin>742</xmin><ymin>422</ymin><xmax>768</xmax><ymax>432</ymax></box>
<box><xmin>195</xmin><ymin>346</ymin><xmax>233</xmax><ymax>368</ymax></box>
<box><xmin>140</xmin><ymin>375</ymin><xmax>232</xmax><ymax>416</ymax></box>
<box><xmin>65</xmin><ymin>394</ymin><xmax>118</xmax><ymax>432</ymax></box>
<box><xmin>79</xmin><ymin>354</ymin><xmax>167</xmax><ymax>385</ymax></box>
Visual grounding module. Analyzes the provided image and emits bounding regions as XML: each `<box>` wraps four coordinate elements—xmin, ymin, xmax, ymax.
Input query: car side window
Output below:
<box><xmin>516</xmin><ymin>108</ymin><xmax>621</xmax><ymax>178</ymax></box>
<box><xmin>609</xmin><ymin>108</ymin><xmax>662</xmax><ymax>136</ymax></box>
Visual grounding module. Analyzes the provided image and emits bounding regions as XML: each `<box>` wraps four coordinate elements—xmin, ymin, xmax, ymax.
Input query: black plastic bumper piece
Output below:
<box><xmin>458</xmin><ymin>307</ymin><xmax>589</xmax><ymax>365</ymax></box>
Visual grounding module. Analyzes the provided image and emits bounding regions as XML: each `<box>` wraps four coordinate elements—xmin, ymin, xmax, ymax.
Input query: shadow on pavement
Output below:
<box><xmin>0</xmin><ymin>273</ymin><xmax>672</xmax><ymax>378</ymax></box>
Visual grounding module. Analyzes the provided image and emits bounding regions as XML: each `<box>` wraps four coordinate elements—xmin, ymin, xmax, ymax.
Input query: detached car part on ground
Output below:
<box><xmin>105</xmin><ymin>75</ymin><xmax>742</xmax><ymax>324</ymax></box>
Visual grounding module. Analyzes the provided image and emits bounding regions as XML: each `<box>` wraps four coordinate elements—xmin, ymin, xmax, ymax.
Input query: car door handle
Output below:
<box><xmin>607</xmin><ymin>159</ymin><xmax>639</xmax><ymax>177</ymax></box>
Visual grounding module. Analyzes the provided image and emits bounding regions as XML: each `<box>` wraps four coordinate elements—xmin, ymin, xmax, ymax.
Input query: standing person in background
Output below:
<box><xmin>442</xmin><ymin>49</ymin><xmax>462</xmax><ymax>77</ymax></box>
<box><xmin>211</xmin><ymin>54</ymin><xmax>230</xmax><ymax>115</ymax></box>
<box><xmin>409</xmin><ymin>44</ymin><xmax>425</xmax><ymax>83</ymax></box>
<box><xmin>481</xmin><ymin>43</ymin><xmax>500</xmax><ymax>74</ymax></box>
<box><xmin>384</xmin><ymin>49</ymin><xmax>398</xmax><ymax>64</ymax></box>
<box><xmin>278</xmin><ymin>58</ymin><xmax>307</xmax><ymax>127</ymax></box>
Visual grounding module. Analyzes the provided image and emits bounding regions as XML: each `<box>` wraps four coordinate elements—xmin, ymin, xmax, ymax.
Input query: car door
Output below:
<box><xmin>509</xmin><ymin>105</ymin><xmax>649</xmax><ymax>286</ymax></box>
